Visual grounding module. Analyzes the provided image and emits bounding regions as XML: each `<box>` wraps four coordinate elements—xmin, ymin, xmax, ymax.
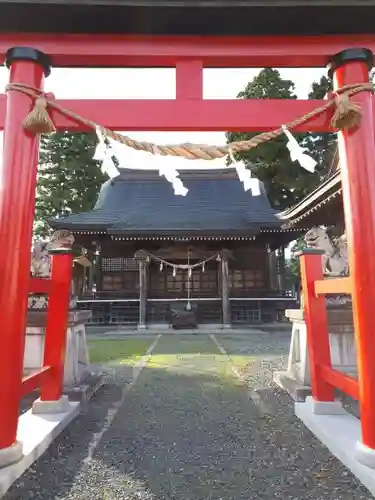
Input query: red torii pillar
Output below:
<box><xmin>329</xmin><ymin>48</ymin><xmax>375</xmax><ymax>466</ymax></box>
<box><xmin>0</xmin><ymin>48</ymin><xmax>50</xmax><ymax>463</ymax></box>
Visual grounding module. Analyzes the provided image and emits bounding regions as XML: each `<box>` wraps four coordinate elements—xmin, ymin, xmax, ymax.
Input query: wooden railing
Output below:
<box><xmin>26</xmin><ymin>250</ymin><xmax>73</xmax><ymax>400</ymax></box>
<box><xmin>299</xmin><ymin>249</ymin><xmax>358</xmax><ymax>402</ymax></box>
<box><xmin>0</xmin><ymin>249</ymin><xmax>73</xmax><ymax>450</ymax></box>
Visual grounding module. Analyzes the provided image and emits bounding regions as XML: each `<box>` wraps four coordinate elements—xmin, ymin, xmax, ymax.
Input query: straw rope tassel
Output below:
<box><xmin>330</xmin><ymin>91</ymin><xmax>362</xmax><ymax>130</ymax></box>
<box><xmin>23</xmin><ymin>96</ymin><xmax>56</xmax><ymax>134</ymax></box>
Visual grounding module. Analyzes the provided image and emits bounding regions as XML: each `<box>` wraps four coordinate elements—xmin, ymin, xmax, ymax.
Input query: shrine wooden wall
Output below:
<box><xmin>93</xmin><ymin>240</ymin><xmax>270</xmax><ymax>300</ymax></box>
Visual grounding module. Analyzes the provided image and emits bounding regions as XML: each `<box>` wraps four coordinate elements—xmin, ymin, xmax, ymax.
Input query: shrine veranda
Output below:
<box><xmin>1</xmin><ymin>0</ymin><xmax>375</xmax><ymax>495</ymax></box>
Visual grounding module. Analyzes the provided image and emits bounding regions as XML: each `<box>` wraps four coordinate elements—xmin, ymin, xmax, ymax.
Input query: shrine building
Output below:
<box><xmin>280</xmin><ymin>168</ymin><xmax>344</xmax><ymax>231</ymax></box>
<box><xmin>50</xmin><ymin>167</ymin><xmax>301</xmax><ymax>328</ymax></box>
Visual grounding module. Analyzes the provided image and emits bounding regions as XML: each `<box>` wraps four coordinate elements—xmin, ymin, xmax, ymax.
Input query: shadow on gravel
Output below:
<box><xmin>4</xmin><ymin>361</ymin><xmax>370</xmax><ymax>500</ymax></box>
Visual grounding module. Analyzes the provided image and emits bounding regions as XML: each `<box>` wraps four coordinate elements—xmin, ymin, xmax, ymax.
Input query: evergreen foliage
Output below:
<box><xmin>34</xmin><ymin>132</ymin><xmax>107</xmax><ymax>237</ymax></box>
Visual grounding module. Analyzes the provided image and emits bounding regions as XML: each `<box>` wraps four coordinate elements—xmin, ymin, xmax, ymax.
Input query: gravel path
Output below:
<box><xmin>4</xmin><ymin>333</ymin><xmax>372</xmax><ymax>499</ymax></box>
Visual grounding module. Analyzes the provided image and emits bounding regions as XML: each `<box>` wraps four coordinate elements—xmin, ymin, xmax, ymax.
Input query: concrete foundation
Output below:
<box><xmin>24</xmin><ymin>310</ymin><xmax>92</xmax><ymax>391</ymax></box>
<box><xmin>0</xmin><ymin>443</ymin><xmax>23</xmax><ymax>470</ymax></box>
<box><xmin>0</xmin><ymin>402</ymin><xmax>79</xmax><ymax>496</ymax></box>
<box><xmin>295</xmin><ymin>397</ymin><xmax>375</xmax><ymax>496</ymax></box>
<box><xmin>32</xmin><ymin>396</ymin><xmax>72</xmax><ymax>415</ymax></box>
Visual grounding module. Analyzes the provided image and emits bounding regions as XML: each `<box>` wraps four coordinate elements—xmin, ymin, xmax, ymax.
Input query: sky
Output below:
<box><xmin>0</xmin><ymin>66</ymin><xmax>326</xmax><ymax>169</ymax></box>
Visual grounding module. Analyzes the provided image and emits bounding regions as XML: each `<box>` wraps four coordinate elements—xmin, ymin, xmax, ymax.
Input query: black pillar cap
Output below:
<box><xmin>295</xmin><ymin>248</ymin><xmax>325</xmax><ymax>257</ymax></box>
<box><xmin>48</xmin><ymin>247</ymin><xmax>73</xmax><ymax>255</ymax></box>
<box><xmin>5</xmin><ymin>47</ymin><xmax>51</xmax><ymax>77</ymax></box>
<box><xmin>327</xmin><ymin>48</ymin><xmax>373</xmax><ymax>79</ymax></box>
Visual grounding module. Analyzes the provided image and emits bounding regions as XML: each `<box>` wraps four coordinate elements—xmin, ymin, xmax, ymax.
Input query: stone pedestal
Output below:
<box><xmin>274</xmin><ymin>306</ymin><xmax>357</xmax><ymax>400</ymax></box>
<box><xmin>285</xmin><ymin>309</ymin><xmax>310</xmax><ymax>386</ymax></box>
<box><xmin>24</xmin><ymin>310</ymin><xmax>92</xmax><ymax>392</ymax></box>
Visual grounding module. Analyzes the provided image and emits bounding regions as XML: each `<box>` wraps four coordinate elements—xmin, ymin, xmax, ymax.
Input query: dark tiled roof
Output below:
<box><xmin>51</xmin><ymin>168</ymin><xmax>281</xmax><ymax>236</ymax></box>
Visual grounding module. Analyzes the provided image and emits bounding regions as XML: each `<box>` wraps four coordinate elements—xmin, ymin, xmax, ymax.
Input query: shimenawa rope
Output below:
<box><xmin>5</xmin><ymin>81</ymin><xmax>374</xmax><ymax>161</ymax></box>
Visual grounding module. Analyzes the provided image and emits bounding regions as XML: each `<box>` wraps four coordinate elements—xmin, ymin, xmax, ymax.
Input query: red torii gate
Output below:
<box><xmin>0</xmin><ymin>34</ymin><xmax>375</xmax><ymax>467</ymax></box>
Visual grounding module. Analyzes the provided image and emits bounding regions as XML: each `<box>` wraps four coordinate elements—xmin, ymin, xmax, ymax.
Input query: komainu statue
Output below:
<box><xmin>304</xmin><ymin>226</ymin><xmax>348</xmax><ymax>277</ymax></box>
<box><xmin>303</xmin><ymin>226</ymin><xmax>350</xmax><ymax>306</ymax></box>
<box><xmin>31</xmin><ymin>241</ymin><xmax>51</xmax><ymax>278</ymax></box>
<box><xmin>48</xmin><ymin>229</ymin><xmax>75</xmax><ymax>251</ymax></box>
<box><xmin>29</xmin><ymin>230</ymin><xmax>75</xmax><ymax>309</ymax></box>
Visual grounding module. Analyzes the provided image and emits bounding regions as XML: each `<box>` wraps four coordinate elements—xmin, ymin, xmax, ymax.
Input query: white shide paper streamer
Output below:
<box><xmin>94</xmin><ymin>128</ymin><xmax>120</xmax><ymax>179</ymax></box>
<box><xmin>155</xmin><ymin>148</ymin><xmax>189</xmax><ymax>196</ymax></box>
<box><xmin>228</xmin><ymin>149</ymin><xmax>261</xmax><ymax>196</ymax></box>
<box><xmin>282</xmin><ymin>125</ymin><xmax>317</xmax><ymax>173</ymax></box>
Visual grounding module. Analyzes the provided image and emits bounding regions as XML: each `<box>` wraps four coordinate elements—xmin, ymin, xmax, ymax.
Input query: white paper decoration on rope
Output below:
<box><xmin>94</xmin><ymin>128</ymin><xmax>120</xmax><ymax>179</ymax></box>
<box><xmin>155</xmin><ymin>147</ymin><xmax>189</xmax><ymax>196</ymax></box>
<box><xmin>228</xmin><ymin>149</ymin><xmax>261</xmax><ymax>196</ymax></box>
<box><xmin>281</xmin><ymin>125</ymin><xmax>317</xmax><ymax>173</ymax></box>
<box><xmin>93</xmin><ymin>127</ymin><xmax>106</xmax><ymax>161</ymax></box>
<box><xmin>93</xmin><ymin>128</ymin><xmax>316</xmax><ymax>197</ymax></box>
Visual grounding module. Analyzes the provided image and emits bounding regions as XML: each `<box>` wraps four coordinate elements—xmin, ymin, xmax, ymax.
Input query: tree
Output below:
<box><xmin>288</xmin><ymin>237</ymin><xmax>306</xmax><ymax>278</ymax></box>
<box><xmin>303</xmin><ymin>75</ymin><xmax>336</xmax><ymax>177</ymax></box>
<box><xmin>226</xmin><ymin>69</ymin><xmax>335</xmax><ymax>210</ymax></box>
<box><xmin>34</xmin><ymin>132</ymin><xmax>108</xmax><ymax>237</ymax></box>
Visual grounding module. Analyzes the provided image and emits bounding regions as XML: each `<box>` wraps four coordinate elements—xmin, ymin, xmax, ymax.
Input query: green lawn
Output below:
<box><xmin>87</xmin><ymin>335</ymin><xmax>256</xmax><ymax>379</ymax></box>
<box><xmin>88</xmin><ymin>338</ymin><xmax>154</xmax><ymax>365</ymax></box>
